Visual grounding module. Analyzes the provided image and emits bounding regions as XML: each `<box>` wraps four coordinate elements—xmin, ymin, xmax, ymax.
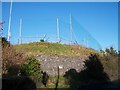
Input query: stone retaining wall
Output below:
<box><xmin>36</xmin><ymin>55</ymin><xmax>88</xmax><ymax>76</ymax></box>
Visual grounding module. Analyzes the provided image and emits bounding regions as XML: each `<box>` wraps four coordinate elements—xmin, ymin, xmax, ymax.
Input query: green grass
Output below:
<box><xmin>39</xmin><ymin>76</ymin><xmax>69</xmax><ymax>88</ymax></box>
<box><xmin>14</xmin><ymin>42</ymin><xmax>97</xmax><ymax>56</ymax></box>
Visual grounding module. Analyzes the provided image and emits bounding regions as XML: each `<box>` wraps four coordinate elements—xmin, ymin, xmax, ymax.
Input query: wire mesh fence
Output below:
<box><xmin>7</xmin><ymin>16</ymin><xmax>102</xmax><ymax>50</ymax></box>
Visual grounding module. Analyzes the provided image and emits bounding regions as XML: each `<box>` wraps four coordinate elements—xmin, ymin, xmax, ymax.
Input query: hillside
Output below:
<box><xmin>14</xmin><ymin>42</ymin><xmax>98</xmax><ymax>56</ymax></box>
<box><xmin>3</xmin><ymin>40</ymin><xmax>119</xmax><ymax>89</ymax></box>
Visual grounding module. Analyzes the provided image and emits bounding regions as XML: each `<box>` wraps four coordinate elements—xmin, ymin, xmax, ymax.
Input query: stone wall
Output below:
<box><xmin>36</xmin><ymin>55</ymin><xmax>88</xmax><ymax>76</ymax></box>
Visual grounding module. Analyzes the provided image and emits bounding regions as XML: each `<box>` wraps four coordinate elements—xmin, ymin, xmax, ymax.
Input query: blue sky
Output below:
<box><xmin>2</xmin><ymin>2</ymin><xmax>118</xmax><ymax>51</ymax></box>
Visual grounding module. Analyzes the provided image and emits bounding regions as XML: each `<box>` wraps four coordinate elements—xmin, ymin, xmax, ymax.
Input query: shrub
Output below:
<box><xmin>20</xmin><ymin>57</ymin><xmax>41</xmax><ymax>80</ymax></box>
<box><xmin>99</xmin><ymin>47</ymin><xmax>118</xmax><ymax>81</ymax></box>
<box><xmin>2</xmin><ymin>37</ymin><xmax>25</xmax><ymax>76</ymax></box>
<box><xmin>100</xmin><ymin>47</ymin><xmax>118</xmax><ymax>57</ymax></box>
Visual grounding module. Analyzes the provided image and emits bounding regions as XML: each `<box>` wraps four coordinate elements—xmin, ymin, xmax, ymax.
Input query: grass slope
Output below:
<box><xmin>14</xmin><ymin>42</ymin><xmax>98</xmax><ymax>56</ymax></box>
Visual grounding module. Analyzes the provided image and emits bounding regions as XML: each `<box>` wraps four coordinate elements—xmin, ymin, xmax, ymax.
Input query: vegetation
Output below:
<box><xmin>45</xmin><ymin>52</ymin><xmax>118</xmax><ymax>88</ymax></box>
<box><xmin>14</xmin><ymin>42</ymin><xmax>98</xmax><ymax>56</ymax></box>
<box><xmin>20</xmin><ymin>57</ymin><xmax>41</xmax><ymax>80</ymax></box>
<box><xmin>100</xmin><ymin>47</ymin><xmax>118</xmax><ymax>57</ymax></box>
<box><xmin>63</xmin><ymin>54</ymin><xmax>110</xmax><ymax>89</ymax></box>
<box><xmin>2</xmin><ymin>37</ymin><xmax>26</xmax><ymax>77</ymax></box>
<box><xmin>2</xmin><ymin>37</ymin><xmax>41</xmax><ymax>89</ymax></box>
<box><xmin>2</xmin><ymin>38</ymin><xmax>119</xmax><ymax>89</ymax></box>
<box><xmin>99</xmin><ymin>47</ymin><xmax>118</xmax><ymax>81</ymax></box>
<box><xmin>46</xmin><ymin>76</ymin><xmax>69</xmax><ymax>88</ymax></box>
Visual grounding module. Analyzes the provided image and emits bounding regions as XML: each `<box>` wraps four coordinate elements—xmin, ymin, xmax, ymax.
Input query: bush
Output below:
<box><xmin>2</xmin><ymin>37</ymin><xmax>25</xmax><ymax>76</ymax></box>
<box><xmin>20</xmin><ymin>57</ymin><xmax>41</xmax><ymax>80</ymax></box>
<box><xmin>100</xmin><ymin>47</ymin><xmax>118</xmax><ymax>57</ymax></box>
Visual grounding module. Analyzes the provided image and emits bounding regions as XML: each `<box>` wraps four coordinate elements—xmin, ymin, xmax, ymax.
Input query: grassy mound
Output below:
<box><xmin>14</xmin><ymin>42</ymin><xmax>98</xmax><ymax>56</ymax></box>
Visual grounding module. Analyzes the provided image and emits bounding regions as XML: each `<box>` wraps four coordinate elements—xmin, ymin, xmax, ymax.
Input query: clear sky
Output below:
<box><xmin>2</xmin><ymin>2</ymin><xmax>118</xmax><ymax>51</ymax></box>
